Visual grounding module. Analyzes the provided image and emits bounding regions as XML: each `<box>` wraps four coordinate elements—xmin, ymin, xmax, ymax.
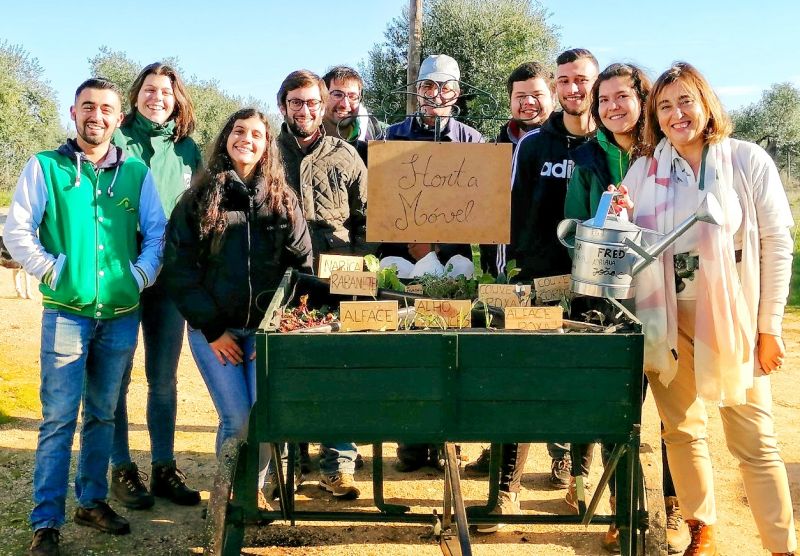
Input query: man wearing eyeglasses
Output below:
<box><xmin>385</xmin><ymin>54</ymin><xmax>483</xmax><ymax>144</ymax></box>
<box><xmin>275</xmin><ymin>69</ymin><xmax>366</xmax><ymax>502</ymax></box>
<box><xmin>384</xmin><ymin>54</ymin><xmax>483</xmax><ymax>474</ymax></box>
<box><xmin>321</xmin><ymin>66</ymin><xmax>386</xmax><ymax>164</ymax></box>
<box><xmin>277</xmin><ymin>69</ymin><xmax>368</xmax><ymax>260</ymax></box>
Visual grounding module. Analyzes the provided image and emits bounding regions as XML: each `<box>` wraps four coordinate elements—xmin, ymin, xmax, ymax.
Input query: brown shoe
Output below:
<box><xmin>665</xmin><ymin>496</ymin><xmax>690</xmax><ymax>553</ymax></box>
<box><xmin>29</xmin><ymin>528</ymin><xmax>60</xmax><ymax>556</ymax></box>
<box><xmin>74</xmin><ymin>500</ymin><xmax>130</xmax><ymax>535</ymax></box>
<box><xmin>601</xmin><ymin>496</ymin><xmax>620</xmax><ymax>553</ymax></box>
<box><xmin>683</xmin><ymin>520</ymin><xmax>718</xmax><ymax>556</ymax></box>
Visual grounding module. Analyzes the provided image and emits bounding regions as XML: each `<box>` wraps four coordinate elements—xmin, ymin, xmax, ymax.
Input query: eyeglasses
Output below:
<box><xmin>287</xmin><ymin>98</ymin><xmax>322</xmax><ymax>111</ymax></box>
<box><xmin>418</xmin><ymin>80</ymin><xmax>458</xmax><ymax>99</ymax></box>
<box><xmin>330</xmin><ymin>90</ymin><xmax>361</xmax><ymax>104</ymax></box>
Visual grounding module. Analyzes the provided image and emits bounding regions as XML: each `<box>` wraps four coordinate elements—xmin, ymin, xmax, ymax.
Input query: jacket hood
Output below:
<box><xmin>130</xmin><ymin>110</ymin><xmax>176</xmax><ymax>138</ymax></box>
<box><xmin>57</xmin><ymin>139</ymin><xmax>128</xmax><ymax>192</ymax></box>
<box><xmin>223</xmin><ymin>170</ymin><xmax>269</xmax><ymax>209</ymax></box>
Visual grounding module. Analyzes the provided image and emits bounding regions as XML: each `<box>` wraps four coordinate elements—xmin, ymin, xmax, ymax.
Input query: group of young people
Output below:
<box><xmin>3</xmin><ymin>43</ymin><xmax>795</xmax><ymax>556</ymax></box>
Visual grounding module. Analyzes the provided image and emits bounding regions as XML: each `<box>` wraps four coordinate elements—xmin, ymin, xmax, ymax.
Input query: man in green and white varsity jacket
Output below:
<box><xmin>4</xmin><ymin>78</ymin><xmax>166</xmax><ymax>556</ymax></box>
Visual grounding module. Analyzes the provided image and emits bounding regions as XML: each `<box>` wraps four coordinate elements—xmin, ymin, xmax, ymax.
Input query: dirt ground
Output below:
<box><xmin>1</xmin><ymin>266</ymin><xmax>799</xmax><ymax>556</ymax></box>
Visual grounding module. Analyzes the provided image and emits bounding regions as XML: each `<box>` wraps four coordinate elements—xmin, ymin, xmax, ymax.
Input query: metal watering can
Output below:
<box><xmin>556</xmin><ymin>191</ymin><xmax>724</xmax><ymax>299</ymax></box>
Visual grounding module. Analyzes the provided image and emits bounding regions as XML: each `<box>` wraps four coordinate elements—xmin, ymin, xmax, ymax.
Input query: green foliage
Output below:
<box><xmin>731</xmin><ymin>82</ymin><xmax>800</xmax><ymax>185</ymax></box>
<box><xmin>361</xmin><ymin>0</ymin><xmax>560</xmax><ymax>137</ymax></box>
<box><xmin>364</xmin><ymin>254</ymin><xmax>405</xmax><ymax>291</ymax></box>
<box><xmin>0</xmin><ymin>41</ymin><xmax>65</xmax><ymax>192</ymax></box>
<box><xmin>88</xmin><ymin>47</ymin><xmax>274</xmax><ymax>153</ymax></box>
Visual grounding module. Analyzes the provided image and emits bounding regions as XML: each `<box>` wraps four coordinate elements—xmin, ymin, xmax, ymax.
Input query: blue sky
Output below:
<box><xmin>1</xmin><ymin>0</ymin><xmax>797</xmax><ymax>127</ymax></box>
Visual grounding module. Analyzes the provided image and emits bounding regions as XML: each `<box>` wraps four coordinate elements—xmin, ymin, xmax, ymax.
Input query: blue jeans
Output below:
<box><xmin>188</xmin><ymin>328</ymin><xmax>357</xmax><ymax>478</ymax></box>
<box><xmin>188</xmin><ymin>327</ymin><xmax>271</xmax><ymax>487</ymax></box>
<box><xmin>320</xmin><ymin>443</ymin><xmax>358</xmax><ymax>476</ymax></box>
<box><xmin>31</xmin><ymin>309</ymin><xmax>140</xmax><ymax>531</ymax></box>
<box><xmin>112</xmin><ymin>280</ymin><xmax>184</xmax><ymax>466</ymax></box>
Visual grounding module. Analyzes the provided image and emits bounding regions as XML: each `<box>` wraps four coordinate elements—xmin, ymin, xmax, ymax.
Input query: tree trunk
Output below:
<box><xmin>407</xmin><ymin>0</ymin><xmax>423</xmax><ymax>116</ymax></box>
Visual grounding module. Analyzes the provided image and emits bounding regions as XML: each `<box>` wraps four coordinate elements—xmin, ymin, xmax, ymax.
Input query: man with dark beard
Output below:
<box><xmin>274</xmin><ymin>69</ymin><xmax>366</xmax><ymax>503</ymax></box>
<box><xmin>489</xmin><ymin>48</ymin><xmax>599</xmax><ymax>527</ymax></box>
<box><xmin>5</xmin><ymin>78</ymin><xmax>166</xmax><ymax>556</ymax></box>
<box><xmin>276</xmin><ymin>69</ymin><xmax>368</xmax><ymax>259</ymax></box>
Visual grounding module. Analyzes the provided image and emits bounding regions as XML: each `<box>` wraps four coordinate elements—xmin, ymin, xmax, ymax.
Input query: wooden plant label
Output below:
<box><xmin>478</xmin><ymin>283</ymin><xmax>531</xmax><ymax>308</ymax></box>
<box><xmin>533</xmin><ymin>274</ymin><xmax>572</xmax><ymax>304</ymax></box>
<box><xmin>366</xmin><ymin>141</ymin><xmax>511</xmax><ymax>244</ymax></box>
<box><xmin>330</xmin><ymin>271</ymin><xmax>378</xmax><ymax>297</ymax></box>
<box><xmin>405</xmin><ymin>284</ymin><xmax>424</xmax><ymax>294</ymax></box>
<box><xmin>318</xmin><ymin>254</ymin><xmax>364</xmax><ymax>279</ymax></box>
<box><xmin>504</xmin><ymin>306</ymin><xmax>563</xmax><ymax>331</ymax></box>
<box><xmin>414</xmin><ymin>299</ymin><xmax>472</xmax><ymax>328</ymax></box>
<box><xmin>340</xmin><ymin>301</ymin><xmax>399</xmax><ymax>332</ymax></box>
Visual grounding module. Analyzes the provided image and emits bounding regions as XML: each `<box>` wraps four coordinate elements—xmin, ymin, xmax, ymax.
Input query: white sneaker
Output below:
<box><xmin>476</xmin><ymin>490</ymin><xmax>521</xmax><ymax>533</ymax></box>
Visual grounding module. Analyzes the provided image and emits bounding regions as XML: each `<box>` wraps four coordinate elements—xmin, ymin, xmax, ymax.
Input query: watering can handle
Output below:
<box><xmin>557</xmin><ymin>219</ymin><xmax>580</xmax><ymax>248</ymax></box>
<box><xmin>590</xmin><ymin>191</ymin><xmax>616</xmax><ymax>227</ymax></box>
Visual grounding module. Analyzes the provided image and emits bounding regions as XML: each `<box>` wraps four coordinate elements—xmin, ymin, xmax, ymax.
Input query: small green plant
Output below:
<box><xmin>364</xmin><ymin>254</ymin><xmax>405</xmax><ymax>292</ymax></box>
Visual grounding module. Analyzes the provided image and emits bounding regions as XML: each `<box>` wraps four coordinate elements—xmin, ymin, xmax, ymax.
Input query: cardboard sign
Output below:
<box><xmin>366</xmin><ymin>141</ymin><xmax>511</xmax><ymax>244</ymax></box>
<box><xmin>340</xmin><ymin>301</ymin><xmax>399</xmax><ymax>332</ymax></box>
<box><xmin>329</xmin><ymin>271</ymin><xmax>378</xmax><ymax>297</ymax></box>
<box><xmin>318</xmin><ymin>254</ymin><xmax>364</xmax><ymax>279</ymax></box>
<box><xmin>414</xmin><ymin>299</ymin><xmax>472</xmax><ymax>328</ymax></box>
<box><xmin>405</xmin><ymin>284</ymin><xmax>424</xmax><ymax>294</ymax></box>
<box><xmin>533</xmin><ymin>274</ymin><xmax>573</xmax><ymax>304</ymax></box>
<box><xmin>504</xmin><ymin>306</ymin><xmax>563</xmax><ymax>331</ymax></box>
<box><xmin>478</xmin><ymin>284</ymin><xmax>531</xmax><ymax>308</ymax></box>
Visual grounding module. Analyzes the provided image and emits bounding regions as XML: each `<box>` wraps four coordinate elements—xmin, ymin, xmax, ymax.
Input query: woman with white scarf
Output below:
<box><xmin>619</xmin><ymin>62</ymin><xmax>795</xmax><ymax>556</ymax></box>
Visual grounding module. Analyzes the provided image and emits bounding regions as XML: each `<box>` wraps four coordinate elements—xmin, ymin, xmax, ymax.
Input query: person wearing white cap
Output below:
<box><xmin>381</xmin><ymin>54</ymin><xmax>482</xmax><ymax>473</ymax></box>
<box><xmin>385</xmin><ymin>54</ymin><xmax>483</xmax><ymax>144</ymax></box>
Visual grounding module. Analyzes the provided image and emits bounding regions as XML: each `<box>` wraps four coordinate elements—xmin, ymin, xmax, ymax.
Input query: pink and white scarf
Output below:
<box><xmin>631</xmin><ymin>138</ymin><xmax>757</xmax><ymax>405</ymax></box>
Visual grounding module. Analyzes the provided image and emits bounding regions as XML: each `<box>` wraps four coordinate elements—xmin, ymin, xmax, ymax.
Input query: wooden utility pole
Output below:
<box><xmin>407</xmin><ymin>0</ymin><xmax>423</xmax><ymax>115</ymax></box>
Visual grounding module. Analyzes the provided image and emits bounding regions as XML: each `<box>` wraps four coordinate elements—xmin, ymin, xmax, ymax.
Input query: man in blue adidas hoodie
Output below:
<box><xmin>499</xmin><ymin>48</ymin><xmax>599</xmax><ymax>516</ymax></box>
<box><xmin>5</xmin><ymin>78</ymin><xmax>166</xmax><ymax>556</ymax></box>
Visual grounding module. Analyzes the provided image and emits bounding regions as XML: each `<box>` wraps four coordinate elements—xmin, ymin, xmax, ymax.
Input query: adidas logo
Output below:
<box><xmin>540</xmin><ymin>160</ymin><xmax>574</xmax><ymax>179</ymax></box>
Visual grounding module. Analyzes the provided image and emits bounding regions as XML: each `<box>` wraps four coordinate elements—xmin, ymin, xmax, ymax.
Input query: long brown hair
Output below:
<box><xmin>188</xmin><ymin>108</ymin><xmax>295</xmax><ymax>238</ymax></box>
<box><xmin>644</xmin><ymin>61</ymin><xmax>732</xmax><ymax>150</ymax></box>
<box><xmin>590</xmin><ymin>63</ymin><xmax>652</xmax><ymax>158</ymax></box>
<box><xmin>125</xmin><ymin>62</ymin><xmax>196</xmax><ymax>142</ymax></box>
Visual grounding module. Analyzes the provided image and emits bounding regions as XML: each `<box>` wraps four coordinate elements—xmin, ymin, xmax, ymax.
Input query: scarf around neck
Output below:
<box><xmin>631</xmin><ymin>137</ymin><xmax>756</xmax><ymax>405</ymax></box>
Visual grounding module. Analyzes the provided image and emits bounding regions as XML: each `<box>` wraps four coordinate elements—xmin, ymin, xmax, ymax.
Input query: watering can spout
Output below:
<box><xmin>629</xmin><ymin>193</ymin><xmax>724</xmax><ymax>276</ymax></box>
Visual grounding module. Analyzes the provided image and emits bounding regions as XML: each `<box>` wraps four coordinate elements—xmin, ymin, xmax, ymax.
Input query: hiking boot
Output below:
<box><xmin>476</xmin><ymin>490</ymin><xmax>521</xmax><ymax>534</ymax></box>
<box><xmin>299</xmin><ymin>443</ymin><xmax>313</xmax><ymax>475</ymax></box>
<box><xmin>29</xmin><ymin>528</ymin><xmax>60</xmax><ymax>556</ymax></box>
<box><xmin>319</xmin><ymin>472</ymin><xmax>360</xmax><ymax>500</ymax></box>
<box><xmin>264</xmin><ymin>469</ymin><xmax>303</xmax><ymax>500</ymax></box>
<box><xmin>665</xmin><ymin>496</ymin><xmax>690</xmax><ymax>553</ymax></box>
<box><xmin>395</xmin><ymin>458</ymin><xmax>425</xmax><ymax>473</ymax></box>
<box><xmin>601</xmin><ymin>496</ymin><xmax>620</xmax><ymax>553</ymax></box>
<box><xmin>549</xmin><ymin>454</ymin><xmax>571</xmax><ymax>489</ymax></box>
<box><xmin>74</xmin><ymin>501</ymin><xmax>130</xmax><ymax>535</ymax></box>
<box><xmin>111</xmin><ymin>462</ymin><xmax>154</xmax><ymax>510</ymax></box>
<box><xmin>151</xmin><ymin>461</ymin><xmax>201</xmax><ymax>506</ymax></box>
<box><xmin>465</xmin><ymin>447</ymin><xmax>491</xmax><ymax>476</ymax></box>
<box><xmin>684</xmin><ymin>520</ymin><xmax>718</xmax><ymax>556</ymax></box>
<box><xmin>565</xmin><ymin>476</ymin><xmax>593</xmax><ymax>513</ymax></box>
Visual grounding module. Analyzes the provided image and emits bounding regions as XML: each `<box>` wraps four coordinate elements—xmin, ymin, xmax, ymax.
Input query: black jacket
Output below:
<box><xmin>479</xmin><ymin>120</ymin><xmax>537</xmax><ymax>276</ymax></box>
<box><xmin>506</xmin><ymin>112</ymin><xmax>592</xmax><ymax>281</ymax></box>
<box><xmin>163</xmin><ymin>171</ymin><xmax>313</xmax><ymax>342</ymax></box>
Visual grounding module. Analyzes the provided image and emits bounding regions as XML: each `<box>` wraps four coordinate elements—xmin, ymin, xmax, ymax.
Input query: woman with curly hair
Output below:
<box><xmin>162</xmin><ymin>108</ymin><xmax>312</xmax><ymax>497</ymax></box>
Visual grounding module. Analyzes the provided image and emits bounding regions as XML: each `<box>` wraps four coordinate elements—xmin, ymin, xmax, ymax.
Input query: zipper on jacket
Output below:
<box><xmin>243</xmin><ymin>199</ymin><xmax>254</xmax><ymax>329</ymax></box>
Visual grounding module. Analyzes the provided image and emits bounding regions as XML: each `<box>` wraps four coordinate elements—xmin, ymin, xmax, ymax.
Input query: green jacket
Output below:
<box><xmin>113</xmin><ymin>112</ymin><xmax>202</xmax><ymax>215</ymax></box>
<box><xmin>564</xmin><ymin>129</ymin><xmax>630</xmax><ymax>221</ymax></box>
<box><xmin>4</xmin><ymin>140</ymin><xmax>167</xmax><ymax>318</ymax></box>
